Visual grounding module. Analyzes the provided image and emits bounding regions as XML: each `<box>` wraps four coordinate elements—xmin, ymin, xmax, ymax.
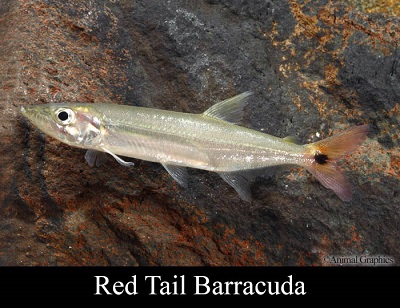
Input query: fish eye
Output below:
<box><xmin>58</xmin><ymin>111</ymin><xmax>68</xmax><ymax>121</ymax></box>
<box><xmin>55</xmin><ymin>108</ymin><xmax>75</xmax><ymax>125</ymax></box>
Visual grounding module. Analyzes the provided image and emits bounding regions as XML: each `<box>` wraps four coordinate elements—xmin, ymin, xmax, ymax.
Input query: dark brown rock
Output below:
<box><xmin>0</xmin><ymin>0</ymin><xmax>399</xmax><ymax>266</ymax></box>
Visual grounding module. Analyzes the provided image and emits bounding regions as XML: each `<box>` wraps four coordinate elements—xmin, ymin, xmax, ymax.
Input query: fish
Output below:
<box><xmin>21</xmin><ymin>92</ymin><xmax>369</xmax><ymax>202</ymax></box>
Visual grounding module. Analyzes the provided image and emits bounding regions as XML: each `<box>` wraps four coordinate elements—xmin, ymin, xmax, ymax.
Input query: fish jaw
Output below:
<box><xmin>21</xmin><ymin>105</ymin><xmax>61</xmax><ymax>140</ymax></box>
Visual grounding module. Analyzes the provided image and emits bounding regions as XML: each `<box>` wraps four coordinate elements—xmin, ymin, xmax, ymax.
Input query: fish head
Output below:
<box><xmin>21</xmin><ymin>104</ymin><xmax>103</xmax><ymax>148</ymax></box>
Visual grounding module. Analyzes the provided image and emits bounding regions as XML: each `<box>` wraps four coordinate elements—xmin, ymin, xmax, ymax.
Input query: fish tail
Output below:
<box><xmin>304</xmin><ymin>124</ymin><xmax>369</xmax><ymax>201</ymax></box>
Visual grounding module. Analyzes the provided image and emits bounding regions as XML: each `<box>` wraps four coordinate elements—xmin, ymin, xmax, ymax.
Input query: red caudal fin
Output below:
<box><xmin>305</xmin><ymin>125</ymin><xmax>369</xmax><ymax>201</ymax></box>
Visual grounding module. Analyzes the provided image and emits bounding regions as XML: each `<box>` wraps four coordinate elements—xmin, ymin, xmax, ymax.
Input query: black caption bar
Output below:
<box><xmin>0</xmin><ymin>266</ymin><xmax>397</xmax><ymax>304</ymax></box>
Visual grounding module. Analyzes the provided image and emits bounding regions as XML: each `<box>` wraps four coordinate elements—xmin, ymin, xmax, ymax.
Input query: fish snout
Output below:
<box><xmin>21</xmin><ymin>105</ymin><xmax>38</xmax><ymax>119</ymax></box>
<box><xmin>20</xmin><ymin>105</ymin><xmax>41</xmax><ymax>123</ymax></box>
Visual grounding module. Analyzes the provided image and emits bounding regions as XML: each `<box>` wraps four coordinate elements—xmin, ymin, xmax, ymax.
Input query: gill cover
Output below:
<box><xmin>53</xmin><ymin>106</ymin><xmax>103</xmax><ymax>147</ymax></box>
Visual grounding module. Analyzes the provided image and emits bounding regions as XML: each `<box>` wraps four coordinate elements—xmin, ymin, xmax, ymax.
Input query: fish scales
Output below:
<box><xmin>95</xmin><ymin>104</ymin><xmax>308</xmax><ymax>171</ymax></box>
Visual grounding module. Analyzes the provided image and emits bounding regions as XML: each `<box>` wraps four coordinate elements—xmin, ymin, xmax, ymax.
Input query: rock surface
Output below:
<box><xmin>0</xmin><ymin>0</ymin><xmax>399</xmax><ymax>265</ymax></box>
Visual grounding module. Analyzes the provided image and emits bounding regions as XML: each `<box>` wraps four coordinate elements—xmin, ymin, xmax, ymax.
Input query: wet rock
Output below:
<box><xmin>0</xmin><ymin>0</ymin><xmax>399</xmax><ymax>265</ymax></box>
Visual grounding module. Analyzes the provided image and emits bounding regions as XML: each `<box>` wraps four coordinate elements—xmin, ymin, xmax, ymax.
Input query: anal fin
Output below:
<box><xmin>218</xmin><ymin>171</ymin><xmax>252</xmax><ymax>202</ymax></box>
<box><xmin>162</xmin><ymin>164</ymin><xmax>189</xmax><ymax>188</ymax></box>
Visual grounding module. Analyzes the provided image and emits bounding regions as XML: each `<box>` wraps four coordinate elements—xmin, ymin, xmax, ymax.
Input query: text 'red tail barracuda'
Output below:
<box><xmin>21</xmin><ymin>92</ymin><xmax>369</xmax><ymax>202</ymax></box>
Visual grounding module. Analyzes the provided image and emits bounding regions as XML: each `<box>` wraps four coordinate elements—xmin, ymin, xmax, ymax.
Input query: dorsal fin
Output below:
<box><xmin>203</xmin><ymin>91</ymin><xmax>253</xmax><ymax>124</ymax></box>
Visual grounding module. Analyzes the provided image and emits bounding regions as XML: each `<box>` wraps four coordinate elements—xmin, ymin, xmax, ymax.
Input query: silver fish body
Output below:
<box><xmin>21</xmin><ymin>92</ymin><xmax>369</xmax><ymax>201</ymax></box>
<box><xmin>94</xmin><ymin>105</ymin><xmax>309</xmax><ymax>171</ymax></box>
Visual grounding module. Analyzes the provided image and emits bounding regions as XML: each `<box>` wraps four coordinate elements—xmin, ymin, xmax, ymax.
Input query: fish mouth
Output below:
<box><xmin>21</xmin><ymin>105</ymin><xmax>35</xmax><ymax>122</ymax></box>
<box><xmin>21</xmin><ymin>105</ymin><xmax>47</xmax><ymax>121</ymax></box>
<box><xmin>21</xmin><ymin>104</ymin><xmax>71</xmax><ymax>140</ymax></box>
<box><xmin>21</xmin><ymin>105</ymin><xmax>36</xmax><ymax>119</ymax></box>
<box><xmin>20</xmin><ymin>105</ymin><xmax>54</xmax><ymax>133</ymax></box>
<box><xmin>20</xmin><ymin>105</ymin><xmax>34</xmax><ymax>120</ymax></box>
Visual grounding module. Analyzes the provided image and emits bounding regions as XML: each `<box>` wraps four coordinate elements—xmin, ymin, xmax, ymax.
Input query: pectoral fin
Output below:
<box><xmin>101</xmin><ymin>148</ymin><xmax>135</xmax><ymax>167</ymax></box>
<box><xmin>85</xmin><ymin>150</ymin><xmax>109</xmax><ymax>167</ymax></box>
<box><xmin>162</xmin><ymin>164</ymin><xmax>189</xmax><ymax>188</ymax></box>
<box><xmin>218</xmin><ymin>172</ymin><xmax>252</xmax><ymax>202</ymax></box>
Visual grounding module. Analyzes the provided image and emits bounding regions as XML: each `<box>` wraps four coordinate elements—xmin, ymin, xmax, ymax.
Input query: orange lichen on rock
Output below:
<box><xmin>387</xmin><ymin>150</ymin><xmax>400</xmax><ymax>178</ymax></box>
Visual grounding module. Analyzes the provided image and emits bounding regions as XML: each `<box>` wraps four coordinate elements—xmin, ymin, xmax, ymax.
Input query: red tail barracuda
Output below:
<box><xmin>21</xmin><ymin>92</ymin><xmax>369</xmax><ymax>201</ymax></box>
